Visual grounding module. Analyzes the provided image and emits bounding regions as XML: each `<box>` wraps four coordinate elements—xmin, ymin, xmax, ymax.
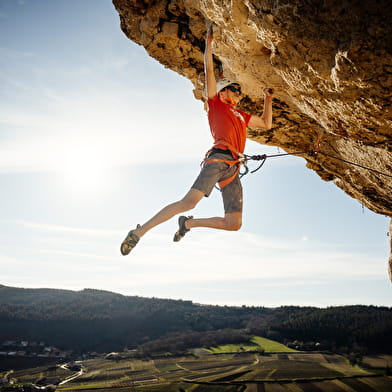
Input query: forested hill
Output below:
<box><xmin>0</xmin><ymin>285</ymin><xmax>391</xmax><ymax>354</ymax></box>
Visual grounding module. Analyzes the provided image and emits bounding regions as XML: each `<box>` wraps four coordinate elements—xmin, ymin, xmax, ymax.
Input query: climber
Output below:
<box><xmin>120</xmin><ymin>23</ymin><xmax>274</xmax><ymax>255</ymax></box>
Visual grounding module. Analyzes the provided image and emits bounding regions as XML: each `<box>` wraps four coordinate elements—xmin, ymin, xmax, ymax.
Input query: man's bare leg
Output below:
<box><xmin>133</xmin><ymin>189</ymin><xmax>205</xmax><ymax>238</ymax></box>
<box><xmin>185</xmin><ymin>212</ymin><xmax>242</xmax><ymax>232</ymax></box>
<box><xmin>121</xmin><ymin>190</ymin><xmax>242</xmax><ymax>254</ymax></box>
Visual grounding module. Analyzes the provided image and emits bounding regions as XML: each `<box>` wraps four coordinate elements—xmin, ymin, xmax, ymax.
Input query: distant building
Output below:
<box><xmin>0</xmin><ymin>377</ymin><xmax>8</xmax><ymax>386</ymax></box>
<box><xmin>105</xmin><ymin>352</ymin><xmax>121</xmax><ymax>360</ymax></box>
<box><xmin>2</xmin><ymin>341</ymin><xmax>16</xmax><ymax>347</ymax></box>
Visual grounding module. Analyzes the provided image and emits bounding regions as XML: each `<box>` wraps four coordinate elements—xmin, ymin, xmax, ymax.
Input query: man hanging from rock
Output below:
<box><xmin>120</xmin><ymin>24</ymin><xmax>274</xmax><ymax>255</ymax></box>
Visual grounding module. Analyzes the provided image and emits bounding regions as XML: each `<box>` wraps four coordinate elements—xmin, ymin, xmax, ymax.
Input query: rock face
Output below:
<box><xmin>112</xmin><ymin>1</ymin><xmax>391</xmax><ymax>262</ymax></box>
<box><xmin>389</xmin><ymin>220</ymin><xmax>392</xmax><ymax>282</ymax></box>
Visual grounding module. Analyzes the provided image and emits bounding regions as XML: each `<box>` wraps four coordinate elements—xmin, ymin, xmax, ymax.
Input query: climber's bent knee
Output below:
<box><xmin>224</xmin><ymin>212</ymin><xmax>242</xmax><ymax>231</ymax></box>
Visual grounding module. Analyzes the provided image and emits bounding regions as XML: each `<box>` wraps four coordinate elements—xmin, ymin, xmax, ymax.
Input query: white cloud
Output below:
<box><xmin>0</xmin><ymin>47</ymin><xmax>34</xmax><ymax>58</ymax></box>
<box><xmin>0</xmin><ymin>39</ymin><xmax>211</xmax><ymax>173</ymax></box>
<box><xmin>0</xmin><ymin>218</ymin><xmax>388</xmax><ymax>307</ymax></box>
<box><xmin>1</xmin><ymin>219</ymin><xmax>385</xmax><ymax>282</ymax></box>
<box><xmin>0</xmin><ymin>86</ymin><xmax>209</xmax><ymax>174</ymax></box>
<box><xmin>20</xmin><ymin>220</ymin><xmax>120</xmax><ymax>238</ymax></box>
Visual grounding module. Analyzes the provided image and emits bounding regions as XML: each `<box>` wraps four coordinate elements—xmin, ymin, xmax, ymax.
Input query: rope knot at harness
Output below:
<box><xmin>243</xmin><ymin>154</ymin><xmax>267</xmax><ymax>174</ymax></box>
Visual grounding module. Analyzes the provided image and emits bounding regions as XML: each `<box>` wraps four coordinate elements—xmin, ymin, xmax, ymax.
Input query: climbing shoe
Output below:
<box><xmin>173</xmin><ymin>216</ymin><xmax>193</xmax><ymax>242</ymax></box>
<box><xmin>121</xmin><ymin>224</ymin><xmax>141</xmax><ymax>255</ymax></box>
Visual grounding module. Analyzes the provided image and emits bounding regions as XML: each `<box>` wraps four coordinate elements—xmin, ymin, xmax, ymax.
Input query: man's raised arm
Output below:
<box><xmin>204</xmin><ymin>24</ymin><xmax>217</xmax><ymax>100</ymax></box>
<box><xmin>248</xmin><ymin>88</ymin><xmax>274</xmax><ymax>130</ymax></box>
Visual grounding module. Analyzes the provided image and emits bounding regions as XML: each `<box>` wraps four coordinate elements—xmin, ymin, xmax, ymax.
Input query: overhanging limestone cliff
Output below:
<box><xmin>112</xmin><ymin>0</ymin><xmax>391</xmax><ymax>219</ymax></box>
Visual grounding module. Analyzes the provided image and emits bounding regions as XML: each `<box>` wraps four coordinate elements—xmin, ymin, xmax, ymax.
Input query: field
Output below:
<box><xmin>4</xmin><ymin>351</ymin><xmax>392</xmax><ymax>392</ymax></box>
<box><xmin>205</xmin><ymin>336</ymin><xmax>299</xmax><ymax>354</ymax></box>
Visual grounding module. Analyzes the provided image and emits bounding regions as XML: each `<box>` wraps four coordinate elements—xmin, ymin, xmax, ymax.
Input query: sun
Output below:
<box><xmin>56</xmin><ymin>143</ymin><xmax>107</xmax><ymax>195</ymax></box>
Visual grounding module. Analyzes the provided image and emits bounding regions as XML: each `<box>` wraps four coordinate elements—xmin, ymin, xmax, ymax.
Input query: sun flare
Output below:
<box><xmin>56</xmin><ymin>142</ymin><xmax>107</xmax><ymax>194</ymax></box>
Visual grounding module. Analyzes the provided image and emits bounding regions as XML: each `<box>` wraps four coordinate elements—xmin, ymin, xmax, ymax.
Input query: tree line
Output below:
<box><xmin>0</xmin><ymin>285</ymin><xmax>390</xmax><ymax>354</ymax></box>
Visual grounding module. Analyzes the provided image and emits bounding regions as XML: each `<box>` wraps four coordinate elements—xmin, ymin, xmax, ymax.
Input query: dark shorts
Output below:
<box><xmin>191</xmin><ymin>152</ymin><xmax>243</xmax><ymax>213</ymax></box>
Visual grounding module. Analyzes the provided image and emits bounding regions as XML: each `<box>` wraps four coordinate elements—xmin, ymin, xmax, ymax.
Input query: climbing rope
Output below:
<box><xmin>315</xmin><ymin>151</ymin><xmax>392</xmax><ymax>179</ymax></box>
<box><xmin>212</xmin><ymin>134</ymin><xmax>391</xmax><ymax>193</ymax></box>
<box><xmin>240</xmin><ymin>150</ymin><xmax>310</xmax><ymax>177</ymax></box>
<box><xmin>240</xmin><ymin>148</ymin><xmax>392</xmax><ymax>179</ymax></box>
<box><xmin>239</xmin><ymin>133</ymin><xmax>322</xmax><ymax>177</ymax></box>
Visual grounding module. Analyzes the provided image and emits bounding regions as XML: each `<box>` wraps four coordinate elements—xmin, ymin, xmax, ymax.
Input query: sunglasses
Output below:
<box><xmin>226</xmin><ymin>85</ymin><xmax>242</xmax><ymax>95</ymax></box>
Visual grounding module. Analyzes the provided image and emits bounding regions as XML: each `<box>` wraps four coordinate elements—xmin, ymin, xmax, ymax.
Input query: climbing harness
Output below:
<box><xmin>203</xmin><ymin>133</ymin><xmax>392</xmax><ymax>192</ymax></box>
<box><xmin>202</xmin><ymin>140</ymin><xmax>248</xmax><ymax>190</ymax></box>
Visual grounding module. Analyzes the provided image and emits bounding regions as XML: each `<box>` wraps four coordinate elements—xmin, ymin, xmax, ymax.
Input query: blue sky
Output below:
<box><xmin>0</xmin><ymin>0</ymin><xmax>390</xmax><ymax>307</ymax></box>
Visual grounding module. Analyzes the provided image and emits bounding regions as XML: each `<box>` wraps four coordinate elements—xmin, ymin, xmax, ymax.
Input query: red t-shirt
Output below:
<box><xmin>207</xmin><ymin>95</ymin><xmax>251</xmax><ymax>156</ymax></box>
